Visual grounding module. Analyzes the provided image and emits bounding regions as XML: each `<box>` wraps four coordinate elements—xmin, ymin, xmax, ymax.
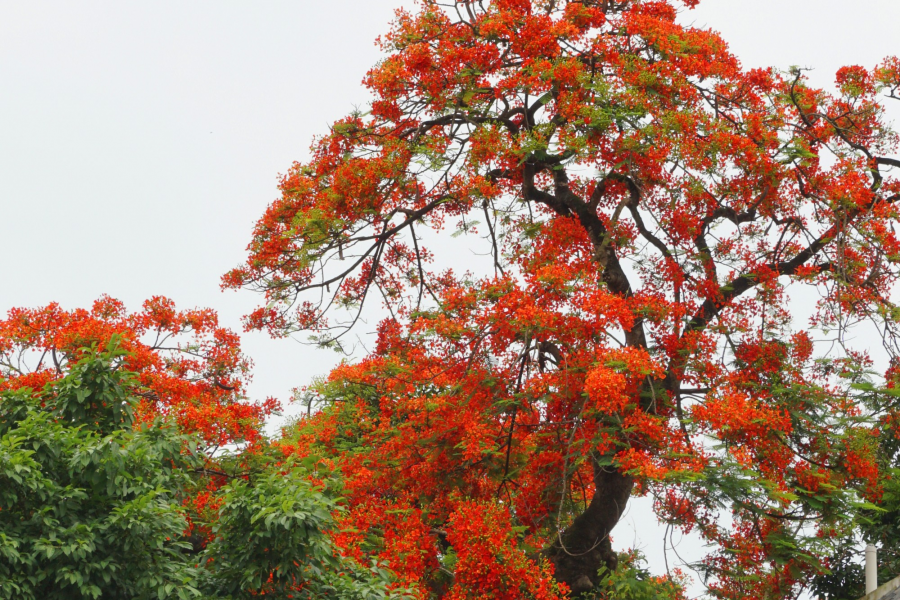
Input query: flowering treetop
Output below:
<box><xmin>0</xmin><ymin>296</ymin><xmax>277</xmax><ymax>447</ymax></box>
<box><xmin>226</xmin><ymin>0</ymin><xmax>900</xmax><ymax>597</ymax></box>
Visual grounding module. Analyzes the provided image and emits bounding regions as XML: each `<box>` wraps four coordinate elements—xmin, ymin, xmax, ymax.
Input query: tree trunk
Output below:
<box><xmin>539</xmin><ymin>171</ymin><xmax>645</xmax><ymax>594</ymax></box>
<box><xmin>546</xmin><ymin>459</ymin><xmax>634</xmax><ymax>595</ymax></box>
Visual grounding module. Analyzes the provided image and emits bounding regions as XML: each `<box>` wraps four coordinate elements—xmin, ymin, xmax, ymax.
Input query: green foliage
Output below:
<box><xmin>0</xmin><ymin>344</ymin><xmax>200</xmax><ymax>600</ymax></box>
<box><xmin>810</xmin><ymin>538</ymin><xmax>866</xmax><ymax>600</ymax></box>
<box><xmin>585</xmin><ymin>552</ymin><xmax>686</xmax><ymax>600</ymax></box>
<box><xmin>867</xmin><ymin>469</ymin><xmax>900</xmax><ymax>580</ymax></box>
<box><xmin>202</xmin><ymin>464</ymin><xmax>409</xmax><ymax>600</ymax></box>
<box><xmin>0</xmin><ymin>346</ymin><xmax>408</xmax><ymax>600</ymax></box>
<box><xmin>813</xmin><ymin>470</ymin><xmax>900</xmax><ymax>599</ymax></box>
<box><xmin>812</xmin><ymin>375</ymin><xmax>900</xmax><ymax>600</ymax></box>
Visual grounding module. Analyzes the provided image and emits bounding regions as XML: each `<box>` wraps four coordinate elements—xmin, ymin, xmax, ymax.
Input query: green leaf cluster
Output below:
<box><xmin>201</xmin><ymin>467</ymin><xmax>408</xmax><ymax>600</ymax></box>
<box><xmin>585</xmin><ymin>552</ymin><xmax>685</xmax><ymax>600</ymax></box>
<box><xmin>0</xmin><ymin>344</ymin><xmax>200</xmax><ymax>600</ymax></box>
<box><xmin>0</xmin><ymin>345</ymin><xmax>409</xmax><ymax>600</ymax></box>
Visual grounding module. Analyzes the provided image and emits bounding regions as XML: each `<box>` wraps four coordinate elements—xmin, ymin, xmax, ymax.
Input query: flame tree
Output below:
<box><xmin>0</xmin><ymin>295</ymin><xmax>276</xmax><ymax>447</ymax></box>
<box><xmin>225</xmin><ymin>0</ymin><xmax>900</xmax><ymax>597</ymax></box>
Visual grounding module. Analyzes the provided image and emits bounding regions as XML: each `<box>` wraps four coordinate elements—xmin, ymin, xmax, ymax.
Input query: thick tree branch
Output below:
<box><xmin>684</xmin><ymin>229</ymin><xmax>834</xmax><ymax>335</ymax></box>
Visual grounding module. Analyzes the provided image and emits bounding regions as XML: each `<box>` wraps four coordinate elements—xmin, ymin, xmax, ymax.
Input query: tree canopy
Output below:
<box><xmin>0</xmin><ymin>345</ymin><xmax>201</xmax><ymax>600</ymax></box>
<box><xmin>4</xmin><ymin>0</ymin><xmax>900</xmax><ymax>599</ymax></box>
<box><xmin>222</xmin><ymin>0</ymin><xmax>900</xmax><ymax>597</ymax></box>
<box><xmin>0</xmin><ymin>295</ymin><xmax>275</xmax><ymax>447</ymax></box>
<box><xmin>0</xmin><ymin>336</ymin><xmax>410</xmax><ymax>599</ymax></box>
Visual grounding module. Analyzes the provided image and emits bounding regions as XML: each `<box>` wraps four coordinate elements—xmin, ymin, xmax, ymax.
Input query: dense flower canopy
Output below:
<box><xmin>0</xmin><ymin>295</ymin><xmax>277</xmax><ymax>446</ymax></box>
<box><xmin>218</xmin><ymin>0</ymin><xmax>900</xmax><ymax>597</ymax></box>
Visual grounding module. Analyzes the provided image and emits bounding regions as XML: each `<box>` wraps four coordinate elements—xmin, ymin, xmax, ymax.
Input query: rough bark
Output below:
<box><xmin>547</xmin><ymin>460</ymin><xmax>635</xmax><ymax>595</ymax></box>
<box><xmin>523</xmin><ymin>168</ymin><xmax>648</xmax><ymax>594</ymax></box>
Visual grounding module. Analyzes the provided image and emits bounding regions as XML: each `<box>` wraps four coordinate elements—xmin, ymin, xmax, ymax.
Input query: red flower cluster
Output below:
<box><xmin>0</xmin><ymin>295</ymin><xmax>277</xmax><ymax>446</ymax></box>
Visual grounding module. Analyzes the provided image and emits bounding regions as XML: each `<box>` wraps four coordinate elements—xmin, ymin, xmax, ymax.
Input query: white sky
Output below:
<box><xmin>2</xmin><ymin>1</ymin><xmax>899</xmax><ymax>596</ymax></box>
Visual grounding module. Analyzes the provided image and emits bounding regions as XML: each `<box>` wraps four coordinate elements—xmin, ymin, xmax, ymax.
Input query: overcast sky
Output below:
<box><xmin>2</xmin><ymin>0</ymin><xmax>898</xmax><ymax>595</ymax></box>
